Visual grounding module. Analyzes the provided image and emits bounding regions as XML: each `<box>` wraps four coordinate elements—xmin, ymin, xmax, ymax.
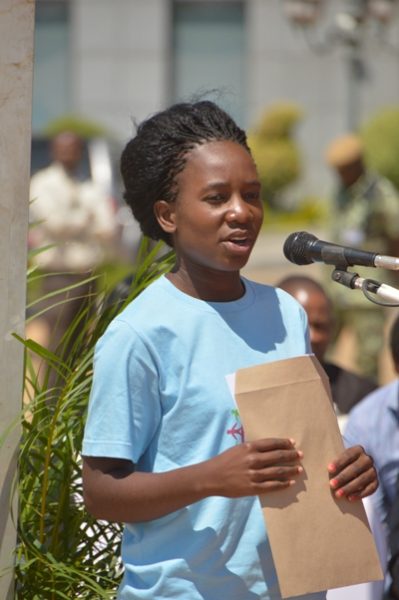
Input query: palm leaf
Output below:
<box><xmin>5</xmin><ymin>236</ymin><xmax>175</xmax><ymax>597</ymax></box>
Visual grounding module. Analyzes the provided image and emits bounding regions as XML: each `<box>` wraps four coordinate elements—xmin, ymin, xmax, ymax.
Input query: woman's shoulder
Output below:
<box><xmin>100</xmin><ymin>276</ymin><xmax>170</xmax><ymax>339</ymax></box>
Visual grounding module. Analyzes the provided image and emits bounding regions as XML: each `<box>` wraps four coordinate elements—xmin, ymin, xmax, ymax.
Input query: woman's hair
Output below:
<box><xmin>120</xmin><ymin>100</ymin><xmax>250</xmax><ymax>245</ymax></box>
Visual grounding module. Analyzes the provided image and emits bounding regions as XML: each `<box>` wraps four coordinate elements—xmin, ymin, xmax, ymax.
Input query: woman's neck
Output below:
<box><xmin>166</xmin><ymin>267</ymin><xmax>245</xmax><ymax>302</ymax></box>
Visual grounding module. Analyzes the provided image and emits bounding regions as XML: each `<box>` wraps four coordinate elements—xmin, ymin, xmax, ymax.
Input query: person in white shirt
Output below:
<box><xmin>28</xmin><ymin>131</ymin><xmax>117</xmax><ymax>357</ymax></box>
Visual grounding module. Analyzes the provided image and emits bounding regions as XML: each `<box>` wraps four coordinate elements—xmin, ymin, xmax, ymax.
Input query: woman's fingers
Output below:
<box><xmin>212</xmin><ymin>437</ymin><xmax>304</xmax><ymax>497</ymax></box>
<box><xmin>328</xmin><ymin>445</ymin><xmax>378</xmax><ymax>500</ymax></box>
<box><xmin>250</xmin><ymin>463</ymin><xmax>303</xmax><ymax>484</ymax></box>
<box><xmin>244</xmin><ymin>439</ymin><xmax>304</xmax><ymax>490</ymax></box>
<box><xmin>330</xmin><ymin>465</ymin><xmax>378</xmax><ymax>500</ymax></box>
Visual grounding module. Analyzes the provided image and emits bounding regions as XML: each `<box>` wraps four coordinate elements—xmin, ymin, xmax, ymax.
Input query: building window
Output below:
<box><xmin>172</xmin><ymin>1</ymin><xmax>246</xmax><ymax>126</ymax></box>
<box><xmin>32</xmin><ymin>1</ymin><xmax>70</xmax><ymax>133</ymax></box>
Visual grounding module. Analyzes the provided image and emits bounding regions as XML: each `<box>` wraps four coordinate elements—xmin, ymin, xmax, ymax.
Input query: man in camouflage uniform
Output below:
<box><xmin>325</xmin><ymin>133</ymin><xmax>399</xmax><ymax>381</ymax></box>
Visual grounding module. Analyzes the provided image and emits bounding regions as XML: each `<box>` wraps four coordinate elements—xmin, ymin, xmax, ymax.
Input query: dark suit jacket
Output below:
<box><xmin>322</xmin><ymin>361</ymin><xmax>378</xmax><ymax>414</ymax></box>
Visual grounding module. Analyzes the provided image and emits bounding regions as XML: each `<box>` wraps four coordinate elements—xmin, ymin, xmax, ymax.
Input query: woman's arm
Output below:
<box><xmin>83</xmin><ymin>437</ymin><xmax>303</xmax><ymax>522</ymax></box>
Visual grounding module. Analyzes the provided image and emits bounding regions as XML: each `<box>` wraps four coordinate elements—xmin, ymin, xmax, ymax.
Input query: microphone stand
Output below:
<box><xmin>331</xmin><ymin>268</ymin><xmax>399</xmax><ymax>307</ymax></box>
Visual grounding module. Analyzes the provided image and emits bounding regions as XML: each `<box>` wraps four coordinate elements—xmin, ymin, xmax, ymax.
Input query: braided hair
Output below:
<box><xmin>120</xmin><ymin>101</ymin><xmax>250</xmax><ymax>246</ymax></box>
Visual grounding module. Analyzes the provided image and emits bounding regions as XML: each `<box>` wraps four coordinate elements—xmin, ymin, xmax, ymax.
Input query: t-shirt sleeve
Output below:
<box><xmin>82</xmin><ymin>318</ymin><xmax>161</xmax><ymax>464</ymax></box>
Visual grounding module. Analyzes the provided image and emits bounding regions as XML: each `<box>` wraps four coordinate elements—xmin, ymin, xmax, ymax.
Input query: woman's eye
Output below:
<box><xmin>244</xmin><ymin>190</ymin><xmax>261</xmax><ymax>202</ymax></box>
<box><xmin>206</xmin><ymin>194</ymin><xmax>226</xmax><ymax>204</ymax></box>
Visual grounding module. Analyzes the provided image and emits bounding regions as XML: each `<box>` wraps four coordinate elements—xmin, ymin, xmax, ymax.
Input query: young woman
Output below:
<box><xmin>82</xmin><ymin>101</ymin><xmax>377</xmax><ymax>599</ymax></box>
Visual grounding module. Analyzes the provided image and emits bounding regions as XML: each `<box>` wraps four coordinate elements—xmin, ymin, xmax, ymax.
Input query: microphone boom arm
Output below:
<box><xmin>331</xmin><ymin>268</ymin><xmax>399</xmax><ymax>307</ymax></box>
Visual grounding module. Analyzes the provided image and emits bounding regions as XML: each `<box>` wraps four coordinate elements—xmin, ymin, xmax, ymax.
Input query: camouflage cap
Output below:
<box><xmin>325</xmin><ymin>133</ymin><xmax>363</xmax><ymax>167</ymax></box>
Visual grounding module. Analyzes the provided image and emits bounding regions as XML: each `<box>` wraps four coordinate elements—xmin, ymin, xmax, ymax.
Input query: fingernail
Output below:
<box><xmin>348</xmin><ymin>495</ymin><xmax>358</xmax><ymax>502</ymax></box>
<box><xmin>297</xmin><ymin>450</ymin><xmax>304</xmax><ymax>458</ymax></box>
<box><xmin>335</xmin><ymin>489</ymin><xmax>345</xmax><ymax>498</ymax></box>
<box><xmin>328</xmin><ymin>463</ymin><xmax>336</xmax><ymax>473</ymax></box>
<box><xmin>290</xmin><ymin>438</ymin><xmax>296</xmax><ymax>446</ymax></box>
<box><xmin>330</xmin><ymin>478</ymin><xmax>339</xmax><ymax>488</ymax></box>
<box><xmin>297</xmin><ymin>466</ymin><xmax>303</xmax><ymax>473</ymax></box>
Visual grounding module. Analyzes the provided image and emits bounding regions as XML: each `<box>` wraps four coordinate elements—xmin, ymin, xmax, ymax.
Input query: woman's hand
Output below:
<box><xmin>205</xmin><ymin>438</ymin><xmax>304</xmax><ymax>498</ymax></box>
<box><xmin>328</xmin><ymin>445</ymin><xmax>378</xmax><ymax>501</ymax></box>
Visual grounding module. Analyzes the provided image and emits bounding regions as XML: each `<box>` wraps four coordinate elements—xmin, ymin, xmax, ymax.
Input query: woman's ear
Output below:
<box><xmin>154</xmin><ymin>200</ymin><xmax>176</xmax><ymax>235</ymax></box>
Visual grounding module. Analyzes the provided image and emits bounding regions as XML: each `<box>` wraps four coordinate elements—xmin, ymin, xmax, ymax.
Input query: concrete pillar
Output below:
<box><xmin>0</xmin><ymin>1</ymin><xmax>35</xmax><ymax>597</ymax></box>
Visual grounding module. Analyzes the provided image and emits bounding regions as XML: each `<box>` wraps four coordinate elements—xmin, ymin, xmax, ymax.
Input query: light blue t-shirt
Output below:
<box><xmin>83</xmin><ymin>275</ymin><xmax>325</xmax><ymax>600</ymax></box>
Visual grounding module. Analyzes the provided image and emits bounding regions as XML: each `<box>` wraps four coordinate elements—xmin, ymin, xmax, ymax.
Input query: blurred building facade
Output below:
<box><xmin>33</xmin><ymin>0</ymin><xmax>399</xmax><ymax>197</ymax></box>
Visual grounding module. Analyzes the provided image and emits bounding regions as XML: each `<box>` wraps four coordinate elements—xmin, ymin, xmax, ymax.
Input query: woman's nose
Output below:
<box><xmin>225</xmin><ymin>197</ymin><xmax>251</xmax><ymax>224</ymax></box>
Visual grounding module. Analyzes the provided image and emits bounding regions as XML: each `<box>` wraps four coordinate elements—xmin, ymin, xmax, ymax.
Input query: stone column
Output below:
<box><xmin>0</xmin><ymin>1</ymin><xmax>35</xmax><ymax>597</ymax></box>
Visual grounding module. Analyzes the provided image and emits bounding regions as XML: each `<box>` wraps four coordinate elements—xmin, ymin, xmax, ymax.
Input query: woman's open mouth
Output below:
<box><xmin>223</xmin><ymin>237</ymin><xmax>253</xmax><ymax>254</ymax></box>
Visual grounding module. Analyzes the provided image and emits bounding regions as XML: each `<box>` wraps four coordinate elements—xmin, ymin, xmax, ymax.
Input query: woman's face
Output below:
<box><xmin>157</xmin><ymin>140</ymin><xmax>263</xmax><ymax>277</ymax></box>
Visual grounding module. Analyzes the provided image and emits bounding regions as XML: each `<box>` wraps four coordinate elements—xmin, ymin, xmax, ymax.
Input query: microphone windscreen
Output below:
<box><xmin>283</xmin><ymin>231</ymin><xmax>317</xmax><ymax>265</ymax></box>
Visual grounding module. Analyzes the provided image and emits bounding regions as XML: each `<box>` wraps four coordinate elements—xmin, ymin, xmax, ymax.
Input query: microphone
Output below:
<box><xmin>283</xmin><ymin>231</ymin><xmax>399</xmax><ymax>270</ymax></box>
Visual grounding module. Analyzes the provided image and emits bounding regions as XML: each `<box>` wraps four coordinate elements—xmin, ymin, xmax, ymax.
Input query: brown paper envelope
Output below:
<box><xmin>235</xmin><ymin>354</ymin><xmax>383</xmax><ymax>599</ymax></box>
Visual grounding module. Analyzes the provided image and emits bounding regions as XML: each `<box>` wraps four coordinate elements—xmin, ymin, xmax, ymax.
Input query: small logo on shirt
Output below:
<box><xmin>227</xmin><ymin>408</ymin><xmax>244</xmax><ymax>442</ymax></box>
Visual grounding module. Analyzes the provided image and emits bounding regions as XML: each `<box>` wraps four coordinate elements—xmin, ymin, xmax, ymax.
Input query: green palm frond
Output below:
<box><xmin>6</xmin><ymin>237</ymin><xmax>175</xmax><ymax>598</ymax></box>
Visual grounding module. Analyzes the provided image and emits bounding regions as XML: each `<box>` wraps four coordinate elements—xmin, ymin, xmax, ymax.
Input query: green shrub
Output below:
<box><xmin>253</xmin><ymin>102</ymin><xmax>303</xmax><ymax>139</ymax></box>
<box><xmin>361</xmin><ymin>106</ymin><xmax>399</xmax><ymax>190</ymax></box>
<box><xmin>262</xmin><ymin>195</ymin><xmax>328</xmax><ymax>231</ymax></box>
<box><xmin>248</xmin><ymin>102</ymin><xmax>303</xmax><ymax>207</ymax></box>
<box><xmin>44</xmin><ymin>115</ymin><xmax>109</xmax><ymax>139</ymax></box>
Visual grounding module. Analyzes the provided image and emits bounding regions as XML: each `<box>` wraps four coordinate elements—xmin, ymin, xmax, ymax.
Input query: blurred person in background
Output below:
<box><xmin>28</xmin><ymin>130</ymin><xmax>118</xmax><ymax>354</ymax></box>
<box><xmin>344</xmin><ymin>313</ymin><xmax>399</xmax><ymax>597</ymax></box>
<box><xmin>325</xmin><ymin>133</ymin><xmax>399</xmax><ymax>382</ymax></box>
<box><xmin>277</xmin><ymin>274</ymin><xmax>377</xmax><ymax>422</ymax></box>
